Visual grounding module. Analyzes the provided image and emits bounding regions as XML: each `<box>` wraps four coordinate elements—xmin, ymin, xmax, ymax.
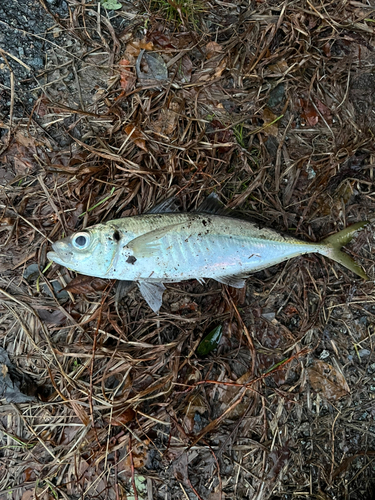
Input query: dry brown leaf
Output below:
<box><xmin>316</xmin><ymin>99</ymin><xmax>333</xmax><ymax>124</ymax></box>
<box><xmin>183</xmin><ymin>393</ymin><xmax>206</xmax><ymax>433</ymax></box>
<box><xmin>207</xmin><ymin>492</ymin><xmax>224</xmax><ymax>500</ymax></box>
<box><xmin>206</xmin><ymin>119</ymin><xmax>233</xmax><ymax>153</ymax></box>
<box><xmin>126</xmin><ymin>39</ymin><xmax>154</xmax><ymax>58</ymax></box>
<box><xmin>124</xmin><ymin>124</ymin><xmax>148</xmax><ymax>152</ymax></box>
<box><xmin>177</xmin><ymin>54</ymin><xmax>193</xmax><ymax>83</ymax></box>
<box><xmin>71</xmin><ymin>401</ymin><xmax>90</xmax><ymax>426</ymax></box>
<box><xmin>297</xmin><ymin>97</ymin><xmax>319</xmax><ymax>126</ymax></box>
<box><xmin>122</xmin><ymin>439</ymin><xmax>150</xmax><ymax>470</ymax></box>
<box><xmin>107</xmin><ymin>408</ymin><xmax>136</xmax><ymax>426</ymax></box>
<box><xmin>37</xmin><ymin>309</ymin><xmax>66</xmax><ymax>325</ymax></box>
<box><xmin>206</xmin><ymin>41</ymin><xmax>224</xmax><ymax>59</ymax></box>
<box><xmin>268</xmin><ymin>59</ymin><xmax>289</xmax><ymax>73</ymax></box>
<box><xmin>262</xmin><ymin>108</ymin><xmax>279</xmax><ymax>136</ymax></box>
<box><xmin>214</xmin><ymin>56</ymin><xmax>227</xmax><ymax>79</ymax></box>
<box><xmin>266</xmin><ymin>443</ymin><xmax>291</xmax><ymax>480</ymax></box>
<box><xmin>308</xmin><ymin>360</ymin><xmax>350</xmax><ymax>401</ymax></box>
<box><xmin>118</xmin><ymin>58</ymin><xmax>136</xmax><ymax>92</ymax></box>
<box><xmin>172</xmin><ymin>453</ymin><xmax>189</xmax><ymax>485</ymax></box>
<box><xmin>23</xmin><ymin>468</ymin><xmax>37</xmax><ymax>482</ymax></box>
<box><xmin>151</xmin><ymin>101</ymin><xmax>180</xmax><ymax>136</ymax></box>
<box><xmin>316</xmin><ymin>180</ymin><xmax>354</xmax><ymax>216</ymax></box>
<box><xmin>64</xmin><ymin>275</ymin><xmax>111</xmax><ymax>294</ymax></box>
<box><xmin>297</xmin><ymin>97</ymin><xmax>332</xmax><ymax>127</ymax></box>
<box><xmin>21</xmin><ymin>492</ymin><xmax>34</xmax><ymax>500</ymax></box>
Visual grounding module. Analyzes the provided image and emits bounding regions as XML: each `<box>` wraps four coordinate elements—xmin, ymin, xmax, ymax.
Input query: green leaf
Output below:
<box><xmin>100</xmin><ymin>0</ymin><xmax>122</xmax><ymax>10</ymax></box>
<box><xmin>197</xmin><ymin>325</ymin><xmax>223</xmax><ymax>356</ymax></box>
<box><xmin>127</xmin><ymin>475</ymin><xmax>147</xmax><ymax>500</ymax></box>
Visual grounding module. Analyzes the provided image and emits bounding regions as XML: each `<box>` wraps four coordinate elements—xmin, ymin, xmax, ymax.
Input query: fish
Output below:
<box><xmin>47</xmin><ymin>194</ymin><xmax>368</xmax><ymax>312</ymax></box>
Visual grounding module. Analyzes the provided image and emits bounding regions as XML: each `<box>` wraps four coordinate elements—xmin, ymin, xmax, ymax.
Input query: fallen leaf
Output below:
<box><xmin>122</xmin><ymin>440</ymin><xmax>150</xmax><ymax>470</ymax></box>
<box><xmin>206</xmin><ymin>119</ymin><xmax>233</xmax><ymax>152</ymax></box>
<box><xmin>172</xmin><ymin>453</ymin><xmax>189</xmax><ymax>486</ymax></box>
<box><xmin>71</xmin><ymin>401</ymin><xmax>90</xmax><ymax>426</ymax></box>
<box><xmin>23</xmin><ymin>468</ymin><xmax>37</xmax><ymax>482</ymax></box>
<box><xmin>124</xmin><ymin>124</ymin><xmax>148</xmax><ymax>151</ymax></box>
<box><xmin>183</xmin><ymin>393</ymin><xmax>207</xmax><ymax>433</ymax></box>
<box><xmin>268</xmin><ymin>59</ymin><xmax>289</xmax><ymax>73</ymax></box>
<box><xmin>332</xmin><ymin>451</ymin><xmax>375</xmax><ymax>479</ymax></box>
<box><xmin>137</xmin><ymin>51</ymin><xmax>168</xmax><ymax>82</ymax></box>
<box><xmin>297</xmin><ymin>97</ymin><xmax>318</xmax><ymax>126</ymax></box>
<box><xmin>283</xmin><ymin>304</ymin><xmax>299</xmax><ymax>317</ymax></box>
<box><xmin>64</xmin><ymin>275</ymin><xmax>112</xmax><ymax>294</ymax></box>
<box><xmin>214</xmin><ymin>56</ymin><xmax>227</xmax><ymax>79</ymax></box>
<box><xmin>266</xmin><ymin>442</ymin><xmax>291</xmax><ymax>480</ymax></box>
<box><xmin>1</xmin><ymin>130</ymin><xmax>40</xmax><ymax>175</ymax></box>
<box><xmin>262</xmin><ymin>108</ymin><xmax>279</xmax><ymax>136</ymax></box>
<box><xmin>206</xmin><ymin>41</ymin><xmax>224</xmax><ymax>59</ymax></box>
<box><xmin>119</xmin><ymin>58</ymin><xmax>136</xmax><ymax>92</ymax></box>
<box><xmin>151</xmin><ymin>101</ymin><xmax>180</xmax><ymax>136</ymax></box>
<box><xmin>126</xmin><ymin>39</ymin><xmax>154</xmax><ymax>58</ymax></box>
<box><xmin>316</xmin><ymin>99</ymin><xmax>333</xmax><ymax>124</ymax></box>
<box><xmin>207</xmin><ymin>492</ymin><xmax>224</xmax><ymax>500</ymax></box>
<box><xmin>21</xmin><ymin>492</ymin><xmax>34</xmax><ymax>500</ymax></box>
<box><xmin>107</xmin><ymin>408</ymin><xmax>136</xmax><ymax>426</ymax></box>
<box><xmin>0</xmin><ymin>348</ymin><xmax>37</xmax><ymax>403</ymax></box>
<box><xmin>101</xmin><ymin>0</ymin><xmax>122</xmax><ymax>9</ymax></box>
<box><xmin>37</xmin><ymin>309</ymin><xmax>66</xmax><ymax>325</ymax></box>
<box><xmin>297</xmin><ymin>97</ymin><xmax>332</xmax><ymax>126</ymax></box>
<box><xmin>147</xmin><ymin>31</ymin><xmax>176</xmax><ymax>50</ymax></box>
<box><xmin>323</xmin><ymin>42</ymin><xmax>331</xmax><ymax>57</ymax></box>
<box><xmin>197</xmin><ymin>325</ymin><xmax>222</xmax><ymax>356</ymax></box>
<box><xmin>177</xmin><ymin>55</ymin><xmax>193</xmax><ymax>83</ymax></box>
<box><xmin>308</xmin><ymin>360</ymin><xmax>350</xmax><ymax>401</ymax></box>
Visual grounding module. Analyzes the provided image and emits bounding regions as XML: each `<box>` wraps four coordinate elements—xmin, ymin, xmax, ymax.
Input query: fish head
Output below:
<box><xmin>47</xmin><ymin>223</ymin><xmax>120</xmax><ymax>277</ymax></box>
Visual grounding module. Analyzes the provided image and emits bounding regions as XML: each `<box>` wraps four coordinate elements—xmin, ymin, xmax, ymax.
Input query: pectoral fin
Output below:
<box><xmin>138</xmin><ymin>281</ymin><xmax>166</xmax><ymax>312</ymax></box>
<box><xmin>127</xmin><ymin>224</ymin><xmax>182</xmax><ymax>258</ymax></box>
<box><xmin>215</xmin><ymin>274</ymin><xmax>248</xmax><ymax>288</ymax></box>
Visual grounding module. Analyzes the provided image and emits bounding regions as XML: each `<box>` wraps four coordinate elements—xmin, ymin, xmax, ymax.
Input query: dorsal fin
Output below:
<box><xmin>146</xmin><ymin>197</ymin><xmax>179</xmax><ymax>214</ymax></box>
<box><xmin>194</xmin><ymin>193</ymin><xmax>228</xmax><ymax>215</ymax></box>
<box><xmin>194</xmin><ymin>193</ymin><xmax>259</xmax><ymax>224</ymax></box>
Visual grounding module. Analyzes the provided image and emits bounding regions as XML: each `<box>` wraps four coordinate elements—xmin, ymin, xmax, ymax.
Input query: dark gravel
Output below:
<box><xmin>0</xmin><ymin>0</ymin><xmax>68</xmax><ymax>117</ymax></box>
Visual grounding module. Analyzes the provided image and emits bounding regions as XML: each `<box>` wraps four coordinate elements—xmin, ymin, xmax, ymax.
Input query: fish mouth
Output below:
<box><xmin>47</xmin><ymin>242</ymin><xmax>73</xmax><ymax>265</ymax></box>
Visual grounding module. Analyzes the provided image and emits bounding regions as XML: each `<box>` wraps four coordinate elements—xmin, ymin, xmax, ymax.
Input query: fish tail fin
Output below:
<box><xmin>319</xmin><ymin>222</ymin><xmax>369</xmax><ymax>280</ymax></box>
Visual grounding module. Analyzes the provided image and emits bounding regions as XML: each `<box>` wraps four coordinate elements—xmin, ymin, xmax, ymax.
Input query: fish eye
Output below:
<box><xmin>72</xmin><ymin>232</ymin><xmax>90</xmax><ymax>249</ymax></box>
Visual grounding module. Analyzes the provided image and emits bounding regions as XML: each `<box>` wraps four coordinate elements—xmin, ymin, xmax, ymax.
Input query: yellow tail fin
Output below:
<box><xmin>320</xmin><ymin>222</ymin><xmax>369</xmax><ymax>280</ymax></box>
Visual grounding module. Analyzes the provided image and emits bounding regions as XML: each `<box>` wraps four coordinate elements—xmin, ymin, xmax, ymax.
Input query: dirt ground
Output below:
<box><xmin>0</xmin><ymin>1</ymin><xmax>375</xmax><ymax>499</ymax></box>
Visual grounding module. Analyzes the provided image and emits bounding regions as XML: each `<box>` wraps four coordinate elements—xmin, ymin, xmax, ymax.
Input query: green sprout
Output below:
<box><xmin>151</xmin><ymin>0</ymin><xmax>205</xmax><ymax>28</ymax></box>
<box><xmin>79</xmin><ymin>187</ymin><xmax>116</xmax><ymax>218</ymax></box>
<box><xmin>233</xmin><ymin>123</ymin><xmax>245</xmax><ymax>148</ymax></box>
<box><xmin>100</xmin><ymin>0</ymin><xmax>122</xmax><ymax>9</ymax></box>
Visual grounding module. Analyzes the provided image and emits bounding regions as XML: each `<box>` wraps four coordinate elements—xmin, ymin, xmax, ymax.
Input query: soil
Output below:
<box><xmin>0</xmin><ymin>1</ymin><xmax>375</xmax><ymax>500</ymax></box>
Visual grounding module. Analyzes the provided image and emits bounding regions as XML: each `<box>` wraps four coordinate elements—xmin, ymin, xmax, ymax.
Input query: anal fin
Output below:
<box><xmin>215</xmin><ymin>274</ymin><xmax>248</xmax><ymax>289</ymax></box>
<box><xmin>138</xmin><ymin>281</ymin><xmax>166</xmax><ymax>312</ymax></box>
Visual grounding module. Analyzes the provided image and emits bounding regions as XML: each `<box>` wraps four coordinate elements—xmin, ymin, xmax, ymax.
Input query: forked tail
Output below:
<box><xmin>320</xmin><ymin>221</ymin><xmax>369</xmax><ymax>279</ymax></box>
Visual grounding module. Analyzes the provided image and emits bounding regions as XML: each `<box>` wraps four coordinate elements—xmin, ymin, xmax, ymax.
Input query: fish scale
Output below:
<box><xmin>47</xmin><ymin>194</ymin><xmax>368</xmax><ymax>312</ymax></box>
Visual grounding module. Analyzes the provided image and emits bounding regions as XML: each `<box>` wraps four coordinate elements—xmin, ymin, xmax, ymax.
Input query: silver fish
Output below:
<box><xmin>47</xmin><ymin>194</ymin><xmax>368</xmax><ymax>312</ymax></box>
